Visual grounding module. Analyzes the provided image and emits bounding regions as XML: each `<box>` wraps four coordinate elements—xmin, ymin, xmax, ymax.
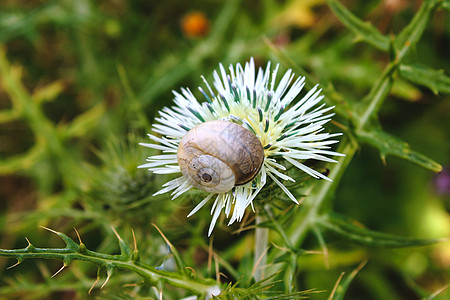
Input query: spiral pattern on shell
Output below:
<box><xmin>177</xmin><ymin>120</ymin><xmax>265</xmax><ymax>193</ymax></box>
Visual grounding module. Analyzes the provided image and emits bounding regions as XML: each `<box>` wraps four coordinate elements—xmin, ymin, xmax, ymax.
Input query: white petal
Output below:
<box><xmin>284</xmin><ymin>156</ymin><xmax>332</xmax><ymax>181</ymax></box>
<box><xmin>208</xmin><ymin>195</ymin><xmax>226</xmax><ymax>236</ymax></box>
<box><xmin>153</xmin><ymin>177</ymin><xmax>187</xmax><ymax>196</ymax></box>
<box><xmin>267</xmin><ymin>172</ymin><xmax>299</xmax><ymax>204</ymax></box>
<box><xmin>187</xmin><ymin>193</ymin><xmax>215</xmax><ymax>218</ymax></box>
<box><xmin>265</xmin><ymin>163</ymin><xmax>295</xmax><ymax>182</ymax></box>
<box><xmin>171</xmin><ymin>179</ymin><xmax>193</xmax><ymax>199</ymax></box>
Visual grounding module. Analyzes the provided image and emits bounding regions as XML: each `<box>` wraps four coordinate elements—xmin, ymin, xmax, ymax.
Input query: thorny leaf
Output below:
<box><xmin>319</xmin><ymin>213</ymin><xmax>442</xmax><ymax>248</ymax></box>
<box><xmin>326</xmin><ymin>0</ymin><xmax>389</xmax><ymax>51</ymax></box>
<box><xmin>357</xmin><ymin>126</ymin><xmax>442</xmax><ymax>173</ymax></box>
<box><xmin>399</xmin><ymin>64</ymin><xmax>450</xmax><ymax>95</ymax></box>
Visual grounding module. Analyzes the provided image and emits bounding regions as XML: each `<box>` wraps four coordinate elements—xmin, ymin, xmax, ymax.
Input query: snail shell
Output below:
<box><xmin>177</xmin><ymin>120</ymin><xmax>264</xmax><ymax>193</ymax></box>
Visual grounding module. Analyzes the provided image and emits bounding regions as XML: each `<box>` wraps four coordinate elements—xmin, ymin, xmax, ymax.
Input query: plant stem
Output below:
<box><xmin>288</xmin><ymin>137</ymin><xmax>357</xmax><ymax>247</ymax></box>
<box><xmin>287</xmin><ymin>0</ymin><xmax>443</xmax><ymax>250</ymax></box>
<box><xmin>254</xmin><ymin>206</ymin><xmax>269</xmax><ymax>282</ymax></box>
<box><xmin>0</xmin><ymin>243</ymin><xmax>217</xmax><ymax>295</ymax></box>
<box><xmin>266</xmin><ymin>137</ymin><xmax>357</xmax><ymax>277</ymax></box>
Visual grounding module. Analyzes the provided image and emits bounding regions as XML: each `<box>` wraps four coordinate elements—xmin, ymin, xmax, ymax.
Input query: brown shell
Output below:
<box><xmin>177</xmin><ymin>120</ymin><xmax>264</xmax><ymax>193</ymax></box>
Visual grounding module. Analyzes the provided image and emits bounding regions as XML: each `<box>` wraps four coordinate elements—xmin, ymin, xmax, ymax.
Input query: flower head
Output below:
<box><xmin>139</xmin><ymin>58</ymin><xmax>343</xmax><ymax>235</ymax></box>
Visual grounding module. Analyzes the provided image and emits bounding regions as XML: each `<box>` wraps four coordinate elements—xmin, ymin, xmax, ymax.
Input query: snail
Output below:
<box><xmin>177</xmin><ymin>120</ymin><xmax>265</xmax><ymax>194</ymax></box>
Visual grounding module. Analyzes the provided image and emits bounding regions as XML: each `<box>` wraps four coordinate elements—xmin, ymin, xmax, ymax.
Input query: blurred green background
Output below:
<box><xmin>0</xmin><ymin>0</ymin><xmax>449</xmax><ymax>299</ymax></box>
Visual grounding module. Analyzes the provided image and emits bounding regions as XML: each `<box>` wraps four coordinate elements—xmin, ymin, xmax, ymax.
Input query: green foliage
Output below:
<box><xmin>319</xmin><ymin>214</ymin><xmax>441</xmax><ymax>248</ymax></box>
<box><xmin>214</xmin><ymin>273</ymin><xmax>320</xmax><ymax>299</ymax></box>
<box><xmin>357</xmin><ymin>126</ymin><xmax>442</xmax><ymax>172</ymax></box>
<box><xmin>399</xmin><ymin>64</ymin><xmax>450</xmax><ymax>95</ymax></box>
<box><xmin>0</xmin><ymin>0</ymin><xmax>449</xmax><ymax>299</ymax></box>
<box><xmin>0</xmin><ymin>227</ymin><xmax>217</xmax><ymax>296</ymax></box>
<box><xmin>328</xmin><ymin>261</ymin><xmax>367</xmax><ymax>300</ymax></box>
<box><xmin>325</xmin><ymin>0</ymin><xmax>390</xmax><ymax>51</ymax></box>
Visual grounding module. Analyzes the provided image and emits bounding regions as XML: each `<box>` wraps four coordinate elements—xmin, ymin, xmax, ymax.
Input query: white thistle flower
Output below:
<box><xmin>139</xmin><ymin>58</ymin><xmax>344</xmax><ymax>235</ymax></box>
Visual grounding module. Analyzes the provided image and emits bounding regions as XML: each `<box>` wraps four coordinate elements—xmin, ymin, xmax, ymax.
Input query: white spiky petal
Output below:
<box><xmin>139</xmin><ymin>58</ymin><xmax>344</xmax><ymax>235</ymax></box>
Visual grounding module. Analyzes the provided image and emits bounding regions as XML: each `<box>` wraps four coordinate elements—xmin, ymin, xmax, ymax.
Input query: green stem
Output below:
<box><xmin>254</xmin><ymin>207</ymin><xmax>269</xmax><ymax>282</ymax></box>
<box><xmin>0</xmin><ymin>242</ymin><xmax>216</xmax><ymax>295</ymax></box>
<box><xmin>270</xmin><ymin>0</ymin><xmax>442</xmax><ymax>280</ymax></box>
<box><xmin>0</xmin><ymin>47</ymin><xmax>84</xmax><ymax>191</ymax></box>
<box><xmin>0</xmin><ymin>47</ymin><xmax>63</xmax><ymax>156</ymax></box>
<box><xmin>288</xmin><ymin>137</ymin><xmax>357</xmax><ymax>247</ymax></box>
<box><xmin>356</xmin><ymin>63</ymin><xmax>395</xmax><ymax>130</ymax></box>
<box><xmin>357</xmin><ymin>0</ymin><xmax>442</xmax><ymax>128</ymax></box>
<box><xmin>265</xmin><ymin>206</ymin><xmax>294</xmax><ymax>250</ymax></box>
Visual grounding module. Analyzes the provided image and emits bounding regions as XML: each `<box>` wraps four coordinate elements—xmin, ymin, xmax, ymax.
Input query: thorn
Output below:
<box><xmin>152</xmin><ymin>224</ymin><xmax>172</xmax><ymax>248</ymax></box>
<box><xmin>24</xmin><ymin>237</ymin><xmax>36</xmax><ymax>252</ymax></box>
<box><xmin>111</xmin><ymin>226</ymin><xmax>121</xmax><ymax>241</ymax></box>
<box><xmin>218</xmin><ymin>272</ymin><xmax>228</xmax><ymax>280</ymax></box>
<box><xmin>351</xmin><ymin>259</ymin><xmax>368</xmax><ymax>276</ymax></box>
<box><xmin>7</xmin><ymin>260</ymin><xmax>21</xmax><ymax>270</ymax></box>
<box><xmin>73</xmin><ymin>227</ymin><xmax>83</xmax><ymax>245</ymax></box>
<box><xmin>270</xmin><ymin>241</ymin><xmax>289</xmax><ymax>252</ymax></box>
<box><xmin>89</xmin><ymin>269</ymin><xmax>101</xmax><ymax>295</ymax></box>
<box><xmin>429</xmin><ymin>284</ymin><xmax>449</xmax><ymax>298</ymax></box>
<box><xmin>89</xmin><ymin>278</ymin><xmax>99</xmax><ymax>295</ymax></box>
<box><xmin>51</xmin><ymin>264</ymin><xmax>66</xmax><ymax>278</ymax></box>
<box><xmin>100</xmin><ymin>271</ymin><xmax>112</xmax><ymax>289</ymax></box>
<box><xmin>251</xmin><ymin>246</ymin><xmax>269</xmax><ymax>279</ymax></box>
<box><xmin>39</xmin><ymin>225</ymin><xmax>59</xmax><ymax>235</ymax></box>
<box><xmin>329</xmin><ymin>272</ymin><xmax>345</xmax><ymax>299</ymax></box>
<box><xmin>40</xmin><ymin>225</ymin><xmax>79</xmax><ymax>250</ymax></box>
<box><xmin>131</xmin><ymin>228</ymin><xmax>137</xmax><ymax>251</ymax></box>
<box><xmin>131</xmin><ymin>228</ymin><xmax>140</xmax><ymax>261</ymax></box>
<box><xmin>111</xmin><ymin>226</ymin><xmax>133</xmax><ymax>259</ymax></box>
